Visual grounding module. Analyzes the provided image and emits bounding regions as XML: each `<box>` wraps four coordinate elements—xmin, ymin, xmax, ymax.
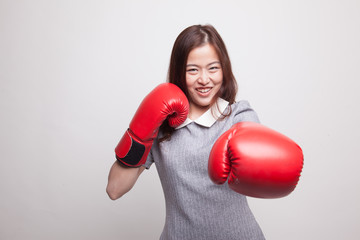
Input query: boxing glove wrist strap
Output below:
<box><xmin>115</xmin><ymin>129</ymin><xmax>152</xmax><ymax>167</ymax></box>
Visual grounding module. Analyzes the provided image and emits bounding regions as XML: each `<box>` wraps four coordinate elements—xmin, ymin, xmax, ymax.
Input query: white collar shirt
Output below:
<box><xmin>176</xmin><ymin>98</ymin><xmax>229</xmax><ymax>129</ymax></box>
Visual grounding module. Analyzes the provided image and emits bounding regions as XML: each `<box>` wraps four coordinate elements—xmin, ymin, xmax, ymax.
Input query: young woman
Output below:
<box><xmin>107</xmin><ymin>24</ymin><xmax>266</xmax><ymax>239</ymax></box>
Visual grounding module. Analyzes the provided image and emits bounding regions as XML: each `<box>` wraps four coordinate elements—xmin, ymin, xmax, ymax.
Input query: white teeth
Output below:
<box><xmin>197</xmin><ymin>88</ymin><xmax>211</xmax><ymax>93</ymax></box>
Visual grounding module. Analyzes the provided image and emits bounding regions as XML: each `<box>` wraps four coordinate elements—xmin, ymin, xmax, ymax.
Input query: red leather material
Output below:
<box><xmin>208</xmin><ymin>129</ymin><xmax>233</xmax><ymax>185</ymax></box>
<box><xmin>129</xmin><ymin>83</ymin><xmax>189</xmax><ymax>141</ymax></box>
<box><xmin>208</xmin><ymin>121</ymin><xmax>304</xmax><ymax>199</ymax></box>
<box><xmin>115</xmin><ymin>83</ymin><xmax>189</xmax><ymax>167</ymax></box>
<box><xmin>115</xmin><ymin>130</ymin><xmax>132</xmax><ymax>159</ymax></box>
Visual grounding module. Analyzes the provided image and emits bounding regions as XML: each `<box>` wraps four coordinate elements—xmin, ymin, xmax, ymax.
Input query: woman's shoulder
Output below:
<box><xmin>228</xmin><ymin>100</ymin><xmax>260</xmax><ymax>124</ymax></box>
<box><xmin>228</xmin><ymin>100</ymin><xmax>254</xmax><ymax>115</ymax></box>
<box><xmin>230</xmin><ymin>100</ymin><xmax>252</xmax><ymax>110</ymax></box>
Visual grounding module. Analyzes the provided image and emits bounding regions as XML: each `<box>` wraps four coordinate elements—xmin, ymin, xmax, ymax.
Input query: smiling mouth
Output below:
<box><xmin>196</xmin><ymin>87</ymin><xmax>212</xmax><ymax>93</ymax></box>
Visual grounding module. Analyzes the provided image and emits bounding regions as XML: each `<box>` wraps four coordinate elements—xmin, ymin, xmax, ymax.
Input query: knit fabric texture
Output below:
<box><xmin>144</xmin><ymin>100</ymin><xmax>266</xmax><ymax>240</ymax></box>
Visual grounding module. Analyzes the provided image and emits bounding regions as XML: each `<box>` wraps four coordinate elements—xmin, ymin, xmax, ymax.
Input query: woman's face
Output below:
<box><xmin>185</xmin><ymin>43</ymin><xmax>223</xmax><ymax>119</ymax></box>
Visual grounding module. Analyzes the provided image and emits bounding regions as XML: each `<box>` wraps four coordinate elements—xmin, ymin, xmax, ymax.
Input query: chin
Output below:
<box><xmin>195</xmin><ymin>99</ymin><xmax>213</xmax><ymax>108</ymax></box>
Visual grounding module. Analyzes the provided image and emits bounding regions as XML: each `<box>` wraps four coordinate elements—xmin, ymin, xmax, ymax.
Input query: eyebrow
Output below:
<box><xmin>186</xmin><ymin>61</ymin><xmax>221</xmax><ymax>68</ymax></box>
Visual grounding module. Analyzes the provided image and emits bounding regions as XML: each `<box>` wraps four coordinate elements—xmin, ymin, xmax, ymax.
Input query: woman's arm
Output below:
<box><xmin>106</xmin><ymin>161</ymin><xmax>146</xmax><ymax>200</ymax></box>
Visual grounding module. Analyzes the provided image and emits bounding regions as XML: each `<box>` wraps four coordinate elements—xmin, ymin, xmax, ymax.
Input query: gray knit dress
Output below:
<box><xmin>144</xmin><ymin>100</ymin><xmax>265</xmax><ymax>240</ymax></box>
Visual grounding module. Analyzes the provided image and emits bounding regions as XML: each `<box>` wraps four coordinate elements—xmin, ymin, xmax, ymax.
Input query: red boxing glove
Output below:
<box><xmin>208</xmin><ymin>122</ymin><xmax>303</xmax><ymax>198</ymax></box>
<box><xmin>115</xmin><ymin>83</ymin><xmax>189</xmax><ymax>167</ymax></box>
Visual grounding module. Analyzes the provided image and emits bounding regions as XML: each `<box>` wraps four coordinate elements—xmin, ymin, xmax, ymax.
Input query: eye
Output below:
<box><xmin>209</xmin><ymin>65</ymin><xmax>221</xmax><ymax>72</ymax></box>
<box><xmin>186</xmin><ymin>68</ymin><xmax>198</xmax><ymax>74</ymax></box>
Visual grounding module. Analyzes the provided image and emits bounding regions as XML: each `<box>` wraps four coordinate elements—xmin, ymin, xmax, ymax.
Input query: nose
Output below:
<box><xmin>198</xmin><ymin>70</ymin><xmax>210</xmax><ymax>85</ymax></box>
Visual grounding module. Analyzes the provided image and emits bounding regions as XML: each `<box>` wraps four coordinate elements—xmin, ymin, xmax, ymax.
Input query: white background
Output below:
<box><xmin>1</xmin><ymin>0</ymin><xmax>359</xmax><ymax>239</ymax></box>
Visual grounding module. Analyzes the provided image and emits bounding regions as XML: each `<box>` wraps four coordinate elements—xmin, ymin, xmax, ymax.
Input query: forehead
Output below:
<box><xmin>187</xmin><ymin>43</ymin><xmax>220</xmax><ymax>64</ymax></box>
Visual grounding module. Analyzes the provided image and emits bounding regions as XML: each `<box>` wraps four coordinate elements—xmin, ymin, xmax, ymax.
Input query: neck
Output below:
<box><xmin>188</xmin><ymin>103</ymin><xmax>211</xmax><ymax>120</ymax></box>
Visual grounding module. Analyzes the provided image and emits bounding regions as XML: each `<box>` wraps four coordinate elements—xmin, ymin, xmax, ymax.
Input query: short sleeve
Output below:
<box><xmin>142</xmin><ymin>148</ymin><xmax>154</xmax><ymax>169</ymax></box>
<box><xmin>232</xmin><ymin>100</ymin><xmax>260</xmax><ymax>124</ymax></box>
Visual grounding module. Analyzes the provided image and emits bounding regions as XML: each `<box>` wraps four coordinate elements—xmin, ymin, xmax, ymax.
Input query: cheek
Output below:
<box><xmin>186</xmin><ymin>75</ymin><xmax>196</xmax><ymax>88</ymax></box>
<box><xmin>214</xmin><ymin>72</ymin><xmax>223</xmax><ymax>85</ymax></box>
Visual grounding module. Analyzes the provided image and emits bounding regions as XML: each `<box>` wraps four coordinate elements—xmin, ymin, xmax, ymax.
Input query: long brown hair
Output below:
<box><xmin>160</xmin><ymin>24</ymin><xmax>238</xmax><ymax>142</ymax></box>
